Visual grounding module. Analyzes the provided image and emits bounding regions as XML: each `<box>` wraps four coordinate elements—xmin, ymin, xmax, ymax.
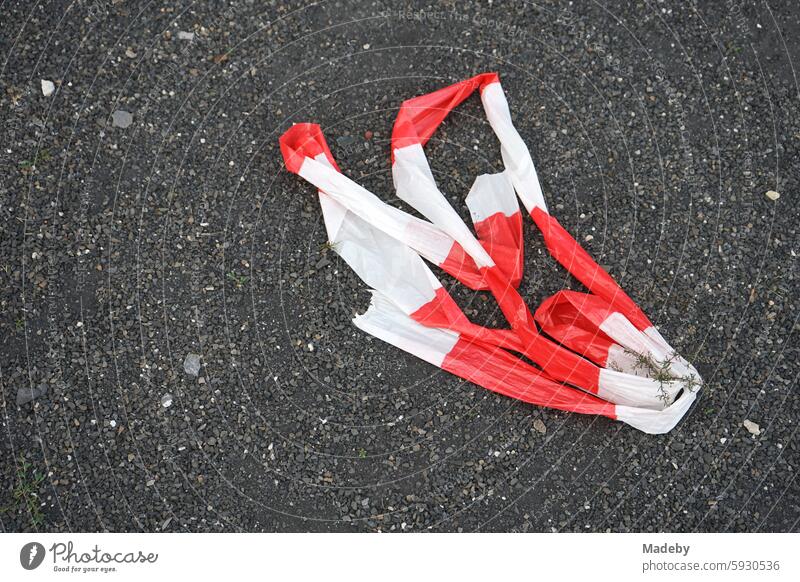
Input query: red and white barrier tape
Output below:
<box><xmin>278</xmin><ymin>73</ymin><xmax>701</xmax><ymax>433</ymax></box>
<box><xmin>281</xmin><ymin>122</ymin><xmax>690</xmax><ymax>410</ymax></box>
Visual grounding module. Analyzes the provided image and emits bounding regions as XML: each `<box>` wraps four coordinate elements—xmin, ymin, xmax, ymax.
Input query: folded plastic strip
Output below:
<box><xmin>402</xmin><ymin>167</ymin><xmax>680</xmax><ymax>407</ymax></box>
<box><xmin>354</xmin><ymin>291</ymin><xmax>696</xmax><ymax>434</ymax></box>
<box><xmin>297</xmin><ymin>130</ymin><xmax>678</xmax><ymax>408</ymax></box>
<box><xmin>393</xmin><ymin>143</ymin><xmax>495</xmax><ymax>269</ymax></box>
<box><xmin>533</xmin><ymin>291</ymin><xmax>617</xmax><ymax>366</ymax></box>
<box><xmin>535</xmin><ymin>290</ymin><xmax>695</xmax><ymax>379</ymax></box>
<box><xmin>303</xmin><ymin>149</ymin><xmax>677</xmax><ymax>407</ymax></box>
<box><xmin>312</xmin><ymin>158</ymin><xmax>677</xmax><ymax>416</ymax></box>
<box><xmin>529</xmin><ymin>207</ymin><xmax>652</xmax><ymax>331</ymax></box>
<box><xmin>391</xmin><ymin>73</ymin><xmax>500</xmax><ymax>154</ymax></box>
<box><xmin>392</xmin><ymin>74</ymin><xmax>546</xmax><ymax>213</ymax></box>
<box><xmin>389</xmin><ymin>128</ymin><xmax>600</xmax><ymax>390</ymax></box>
<box><xmin>324</xmin><ymin>197</ymin><xmax>524</xmax><ymax>353</ymax></box>
<box><xmin>281</xmin><ymin>123</ymin><xmax>522</xmax><ymax>291</ymax></box>
<box><xmin>280</xmin><ymin>135</ymin><xmax>695</xmax><ymax>425</ymax></box>
<box><xmin>532</xmin><ymin>291</ymin><xmax>674</xmax><ymax>377</ymax></box>
<box><xmin>481</xmin><ymin>80</ymin><xmax>661</xmax><ymax>337</ymax></box>
<box><xmin>354</xmin><ymin>290</ymin><xmax>615</xmax><ymax>417</ymax></box>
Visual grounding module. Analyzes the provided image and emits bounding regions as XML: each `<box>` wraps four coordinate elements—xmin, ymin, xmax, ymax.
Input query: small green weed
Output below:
<box><xmin>1</xmin><ymin>456</ymin><xmax>46</xmax><ymax>528</ymax></box>
<box><xmin>226</xmin><ymin>271</ymin><xmax>248</xmax><ymax>288</ymax></box>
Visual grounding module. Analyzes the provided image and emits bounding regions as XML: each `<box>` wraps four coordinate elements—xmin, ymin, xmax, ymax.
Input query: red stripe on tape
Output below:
<box><xmin>279</xmin><ymin>123</ymin><xmax>340</xmax><ymax>174</ymax></box>
<box><xmin>479</xmin><ymin>266</ymin><xmax>601</xmax><ymax>391</ymax></box>
<box><xmin>392</xmin><ymin>73</ymin><xmax>500</xmax><ymax>155</ymax></box>
<box><xmin>535</xmin><ymin>291</ymin><xmax>616</xmax><ymax>366</ymax></box>
<box><xmin>530</xmin><ymin>207</ymin><xmax>652</xmax><ymax>331</ymax></box>
<box><xmin>438</xmin><ymin>241</ymin><xmax>488</xmax><ymax>290</ymax></box>
<box><xmin>411</xmin><ymin>287</ymin><xmax>523</xmax><ymax>353</ymax></box>
<box><xmin>442</xmin><ymin>338</ymin><xmax>616</xmax><ymax>418</ymax></box>
<box><xmin>475</xmin><ymin>210</ymin><xmax>524</xmax><ymax>287</ymax></box>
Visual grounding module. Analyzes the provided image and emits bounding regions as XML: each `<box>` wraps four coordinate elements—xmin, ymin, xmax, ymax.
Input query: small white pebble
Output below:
<box><xmin>584</xmin><ymin>234</ymin><xmax>594</xmax><ymax>242</ymax></box>
<box><xmin>41</xmin><ymin>79</ymin><xmax>55</xmax><ymax>96</ymax></box>
<box><xmin>307</xmin><ymin>342</ymin><xmax>314</xmax><ymax>352</ymax></box>
<box><xmin>765</xmin><ymin>190</ymin><xmax>780</xmax><ymax>201</ymax></box>
<box><xmin>109</xmin><ymin>419</ymin><xmax>117</xmax><ymax>428</ymax></box>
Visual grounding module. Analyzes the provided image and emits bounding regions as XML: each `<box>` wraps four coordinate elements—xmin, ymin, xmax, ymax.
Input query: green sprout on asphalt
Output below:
<box><xmin>15</xmin><ymin>318</ymin><xmax>24</xmax><ymax>332</ymax></box>
<box><xmin>0</xmin><ymin>456</ymin><xmax>46</xmax><ymax>529</ymax></box>
<box><xmin>226</xmin><ymin>271</ymin><xmax>248</xmax><ymax>288</ymax></box>
<box><xmin>358</xmin><ymin>448</ymin><xmax>367</xmax><ymax>459</ymax></box>
<box><xmin>18</xmin><ymin>148</ymin><xmax>51</xmax><ymax>171</ymax></box>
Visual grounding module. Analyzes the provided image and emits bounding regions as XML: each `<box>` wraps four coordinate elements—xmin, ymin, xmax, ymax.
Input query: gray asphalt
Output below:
<box><xmin>1</xmin><ymin>0</ymin><xmax>798</xmax><ymax>532</ymax></box>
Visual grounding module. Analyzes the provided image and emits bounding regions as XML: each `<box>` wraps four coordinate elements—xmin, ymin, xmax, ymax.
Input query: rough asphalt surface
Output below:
<box><xmin>1</xmin><ymin>0</ymin><xmax>798</xmax><ymax>533</ymax></box>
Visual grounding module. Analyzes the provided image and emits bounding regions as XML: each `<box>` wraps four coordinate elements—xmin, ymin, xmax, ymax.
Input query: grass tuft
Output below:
<box><xmin>1</xmin><ymin>456</ymin><xmax>46</xmax><ymax>529</ymax></box>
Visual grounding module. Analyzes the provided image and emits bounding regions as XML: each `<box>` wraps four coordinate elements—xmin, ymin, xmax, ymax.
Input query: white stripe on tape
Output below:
<box><xmin>393</xmin><ymin>143</ymin><xmax>495</xmax><ymax>268</ymax></box>
<box><xmin>615</xmin><ymin>388</ymin><xmax>698</xmax><ymax>434</ymax></box>
<box><xmin>465</xmin><ymin>171</ymin><xmax>519</xmax><ymax>223</ymax></box>
<box><xmin>480</xmin><ymin>82</ymin><xmax>547</xmax><ymax>214</ymax></box>
<box><xmin>300</xmin><ymin>155</ymin><xmax>453</xmax><ymax>265</ymax></box>
<box><xmin>597</xmin><ymin>367</ymin><xmax>683</xmax><ymax>409</ymax></box>
<box><xmin>352</xmin><ymin>291</ymin><xmax>460</xmax><ymax>368</ymax></box>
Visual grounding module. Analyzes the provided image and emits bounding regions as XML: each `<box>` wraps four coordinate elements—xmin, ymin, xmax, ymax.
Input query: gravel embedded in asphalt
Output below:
<box><xmin>0</xmin><ymin>0</ymin><xmax>798</xmax><ymax>533</ymax></box>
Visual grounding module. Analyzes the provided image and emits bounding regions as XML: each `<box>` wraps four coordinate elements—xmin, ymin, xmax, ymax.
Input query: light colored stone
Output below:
<box><xmin>112</xmin><ymin>110</ymin><xmax>133</xmax><ymax>128</ymax></box>
<box><xmin>184</xmin><ymin>353</ymin><xmax>201</xmax><ymax>376</ymax></box>
<box><xmin>743</xmin><ymin>419</ymin><xmax>761</xmax><ymax>436</ymax></box>
<box><xmin>41</xmin><ymin>79</ymin><xmax>55</xmax><ymax>96</ymax></box>
<box><xmin>765</xmin><ymin>190</ymin><xmax>780</xmax><ymax>201</ymax></box>
<box><xmin>178</xmin><ymin>31</ymin><xmax>194</xmax><ymax>40</ymax></box>
<box><xmin>533</xmin><ymin>418</ymin><xmax>547</xmax><ymax>434</ymax></box>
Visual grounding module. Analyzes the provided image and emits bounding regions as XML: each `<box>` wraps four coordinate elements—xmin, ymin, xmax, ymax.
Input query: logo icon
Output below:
<box><xmin>20</xmin><ymin>542</ymin><xmax>46</xmax><ymax>570</ymax></box>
